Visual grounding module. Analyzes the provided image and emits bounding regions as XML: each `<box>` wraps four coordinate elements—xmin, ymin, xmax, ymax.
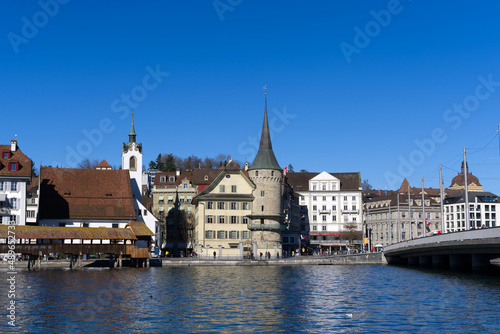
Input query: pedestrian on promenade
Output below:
<box><xmin>260</xmin><ymin>252</ymin><xmax>263</xmax><ymax>260</ymax></box>
<box><xmin>213</xmin><ymin>251</ymin><xmax>216</xmax><ymax>259</ymax></box>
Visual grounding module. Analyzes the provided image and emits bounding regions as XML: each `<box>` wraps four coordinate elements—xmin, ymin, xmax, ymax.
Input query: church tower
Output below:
<box><xmin>122</xmin><ymin>113</ymin><xmax>143</xmax><ymax>199</ymax></box>
<box><xmin>247</xmin><ymin>90</ymin><xmax>283</xmax><ymax>256</ymax></box>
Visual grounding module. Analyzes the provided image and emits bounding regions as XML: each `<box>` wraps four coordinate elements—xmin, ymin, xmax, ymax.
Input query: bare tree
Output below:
<box><xmin>77</xmin><ymin>158</ymin><xmax>100</xmax><ymax>169</ymax></box>
<box><xmin>362</xmin><ymin>179</ymin><xmax>373</xmax><ymax>191</ymax></box>
<box><xmin>343</xmin><ymin>223</ymin><xmax>362</xmax><ymax>250</ymax></box>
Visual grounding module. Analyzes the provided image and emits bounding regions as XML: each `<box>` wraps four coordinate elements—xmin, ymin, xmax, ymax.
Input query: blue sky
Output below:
<box><xmin>1</xmin><ymin>0</ymin><xmax>500</xmax><ymax>194</ymax></box>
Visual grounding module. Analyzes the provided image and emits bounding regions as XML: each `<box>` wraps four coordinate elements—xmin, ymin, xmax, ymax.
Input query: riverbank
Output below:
<box><xmin>0</xmin><ymin>253</ymin><xmax>387</xmax><ymax>269</ymax></box>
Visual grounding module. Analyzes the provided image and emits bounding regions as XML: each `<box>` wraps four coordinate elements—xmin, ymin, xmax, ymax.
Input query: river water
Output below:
<box><xmin>2</xmin><ymin>265</ymin><xmax>500</xmax><ymax>333</ymax></box>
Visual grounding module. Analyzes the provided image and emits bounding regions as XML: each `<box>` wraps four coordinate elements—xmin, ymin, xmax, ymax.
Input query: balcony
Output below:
<box><xmin>248</xmin><ymin>222</ymin><xmax>286</xmax><ymax>231</ymax></box>
<box><xmin>319</xmin><ymin>210</ymin><xmax>331</xmax><ymax>215</ymax></box>
<box><xmin>341</xmin><ymin>209</ymin><xmax>359</xmax><ymax>214</ymax></box>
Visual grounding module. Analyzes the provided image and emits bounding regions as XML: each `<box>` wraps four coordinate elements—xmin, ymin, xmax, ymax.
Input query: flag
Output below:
<box><xmin>300</xmin><ymin>235</ymin><xmax>305</xmax><ymax>241</ymax></box>
<box><xmin>283</xmin><ymin>166</ymin><xmax>288</xmax><ymax>175</ymax></box>
<box><xmin>425</xmin><ymin>218</ymin><xmax>430</xmax><ymax>226</ymax></box>
<box><xmin>378</xmin><ymin>187</ymin><xmax>380</xmax><ymax>196</ymax></box>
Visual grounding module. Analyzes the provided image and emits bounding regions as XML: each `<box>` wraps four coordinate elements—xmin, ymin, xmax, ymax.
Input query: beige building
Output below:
<box><xmin>364</xmin><ymin>178</ymin><xmax>442</xmax><ymax>249</ymax></box>
<box><xmin>193</xmin><ymin>161</ymin><xmax>254</xmax><ymax>258</ymax></box>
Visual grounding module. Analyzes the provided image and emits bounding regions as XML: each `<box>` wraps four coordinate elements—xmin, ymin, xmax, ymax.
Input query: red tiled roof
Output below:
<box><xmin>39</xmin><ymin>167</ymin><xmax>137</xmax><ymax>220</ymax></box>
<box><xmin>153</xmin><ymin>171</ymin><xmax>193</xmax><ymax>187</ymax></box>
<box><xmin>0</xmin><ymin>144</ymin><xmax>32</xmax><ymax>178</ymax></box>
<box><xmin>96</xmin><ymin>159</ymin><xmax>112</xmax><ymax>169</ymax></box>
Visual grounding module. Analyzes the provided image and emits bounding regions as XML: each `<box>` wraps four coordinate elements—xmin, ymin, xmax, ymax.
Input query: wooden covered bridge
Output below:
<box><xmin>0</xmin><ymin>221</ymin><xmax>154</xmax><ymax>269</ymax></box>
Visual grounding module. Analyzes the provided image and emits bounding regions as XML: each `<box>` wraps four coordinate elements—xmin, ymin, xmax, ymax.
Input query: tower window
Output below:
<box><xmin>261</xmin><ymin>205</ymin><xmax>264</xmax><ymax>212</ymax></box>
<box><xmin>256</xmin><ymin>171</ymin><xmax>259</xmax><ymax>176</ymax></box>
<box><xmin>271</xmin><ymin>171</ymin><xmax>274</xmax><ymax>176</ymax></box>
<box><xmin>261</xmin><ymin>191</ymin><xmax>265</xmax><ymax>197</ymax></box>
<box><xmin>129</xmin><ymin>156</ymin><xmax>137</xmax><ymax>171</ymax></box>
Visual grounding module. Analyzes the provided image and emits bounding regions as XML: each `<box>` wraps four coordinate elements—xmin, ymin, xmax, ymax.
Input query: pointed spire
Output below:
<box><xmin>129</xmin><ymin>112</ymin><xmax>136</xmax><ymax>143</ymax></box>
<box><xmin>249</xmin><ymin>88</ymin><xmax>281</xmax><ymax>170</ymax></box>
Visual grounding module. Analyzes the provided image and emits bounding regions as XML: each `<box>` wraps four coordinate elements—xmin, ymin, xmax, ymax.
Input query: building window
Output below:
<box><xmin>344</xmin><ymin>205</ymin><xmax>348</xmax><ymax>210</ymax></box>
<box><xmin>160</xmin><ymin>176</ymin><xmax>166</xmax><ymax>182</ymax></box>
<box><xmin>2</xmin><ymin>151</ymin><xmax>10</xmax><ymax>158</ymax></box>
<box><xmin>271</xmin><ymin>171</ymin><xmax>274</xmax><ymax>176</ymax></box>
<box><xmin>27</xmin><ymin>211</ymin><xmax>35</xmax><ymax>218</ymax></box>
<box><xmin>261</xmin><ymin>191</ymin><xmax>265</xmax><ymax>197</ymax></box>
<box><xmin>332</xmin><ymin>205</ymin><xmax>336</xmax><ymax>211</ymax></box>
<box><xmin>313</xmin><ymin>185</ymin><xmax>316</xmax><ymax>190</ymax></box>
<box><xmin>230</xmin><ymin>216</ymin><xmax>238</xmax><ymax>224</ymax></box>
<box><xmin>242</xmin><ymin>217</ymin><xmax>249</xmax><ymax>224</ymax></box>
<box><xmin>11</xmin><ymin>182</ymin><xmax>17</xmax><ymax>191</ymax></box>
<box><xmin>205</xmin><ymin>230</ymin><xmax>215</xmax><ymax>239</ymax></box>
<box><xmin>207</xmin><ymin>201</ymin><xmax>214</xmax><ymax>209</ymax></box>
<box><xmin>217</xmin><ymin>202</ymin><xmax>225</xmax><ymax>210</ymax></box>
<box><xmin>312</xmin><ymin>225</ymin><xmax>317</xmax><ymax>231</ymax></box>
<box><xmin>0</xmin><ymin>182</ymin><xmax>3</xmax><ymax>191</ymax></box>
<box><xmin>352</xmin><ymin>205</ymin><xmax>356</xmax><ymax>211</ymax></box>
<box><xmin>313</xmin><ymin>196</ymin><xmax>317</xmax><ymax>201</ymax></box>
<box><xmin>300</xmin><ymin>196</ymin><xmax>305</xmax><ymax>201</ymax></box>
<box><xmin>332</xmin><ymin>196</ymin><xmax>336</xmax><ymax>201</ymax></box>
<box><xmin>242</xmin><ymin>202</ymin><xmax>249</xmax><ymax>210</ymax></box>
<box><xmin>8</xmin><ymin>162</ymin><xmax>19</xmax><ymax>172</ymax></box>
<box><xmin>129</xmin><ymin>157</ymin><xmax>136</xmax><ymax>171</ymax></box>
<box><xmin>313</xmin><ymin>215</ymin><xmax>317</xmax><ymax>221</ymax></box>
<box><xmin>219</xmin><ymin>215</ymin><xmax>225</xmax><ymax>224</ymax></box>
<box><xmin>313</xmin><ymin>205</ymin><xmax>317</xmax><ymax>211</ymax></box>
<box><xmin>322</xmin><ymin>225</ymin><xmax>327</xmax><ymax>231</ymax></box>
<box><xmin>255</xmin><ymin>171</ymin><xmax>259</xmax><ymax>176</ymax></box>
<box><xmin>230</xmin><ymin>202</ymin><xmax>237</xmax><ymax>210</ymax></box>
<box><xmin>207</xmin><ymin>215</ymin><xmax>213</xmax><ymax>224</ymax></box>
<box><xmin>229</xmin><ymin>231</ymin><xmax>239</xmax><ymax>239</ymax></box>
<box><xmin>332</xmin><ymin>216</ymin><xmax>337</xmax><ymax>221</ymax></box>
<box><xmin>344</xmin><ymin>196</ymin><xmax>347</xmax><ymax>201</ymax></box>
<box><xmin>241</xmin><ymin>231</ymin><xmax>249</xmax><ymax>239</ymax></box>
<box><xmin>322</xmin><ymin>215</ymin><xmax>327</xmax><ymax>221</ymax></box>
<box><xmin>83</xmin><ymin>223</ymin><xmax>89</xmax><ymax>227</ymax></box>
<box><xmin>217</xmin><ymin>231</ymin><xmax>227</xmax><ymax>239</ymax></box>
<box><xmin>231</xmin><ymin>185</ymin><xmax>237</xmax><ymax>193</ymax></box>
<box><xmin>322</xmin><ymin>196</ymin><xmax>326</xmax><ymax>201</ymax></box>
<box><xmin>261</xmin><ymin>205</ymin><xmax>264</xmax><ymax>212</ymax></box>
<box><xmin>220</xmin><ymin>185</ymin><xmax>225</xmax><ymax>193</ymax></box>
<box><xmin>112</xmin><ymin>223</ymin><xmax>119</xmax><ymax>228</ymax></box>
<box><xmin>184</xmin><ymin>184</ymin><xmax>188</xmax><ymax>189</ymax></box>
<box><xmin>322</xmin><ymin>205</ymin><xmax>326</xmax><ymax>211</ymax></box>
<box><xmin>322</xmin><ymin>185</ymin><xmax>326</xmax><ymax>191</ymax></box>
<box><xmin>169</xmin><ymin>176</ymin><xmax>175</xmax><ymax>182</ymax></box>
<box><xmin>352</xmin><ymin>196</ymin><xmax>356</xmax><ymax>201</ymax></box>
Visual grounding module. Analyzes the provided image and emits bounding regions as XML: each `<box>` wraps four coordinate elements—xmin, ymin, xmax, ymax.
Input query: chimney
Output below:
<box><xmin>244</xmin><ymin>162</ymin><xmax>249</xmax><ymax>171</ymax></box>
<box><xmin>11</xmin><ymin>139</ymin><xmax>17</xmax><ymax>152</ymax></box>
<box><xmin>176</xmin><ymin>169</ymin><xmax>180</xmax><ymax>176</ymax></box>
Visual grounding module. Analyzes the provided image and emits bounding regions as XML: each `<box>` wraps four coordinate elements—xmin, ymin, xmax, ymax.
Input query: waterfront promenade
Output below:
<box><xmin>0</xmin><ymin>253</ymin><xmax>386</xmax><ymax>269</ymax></box>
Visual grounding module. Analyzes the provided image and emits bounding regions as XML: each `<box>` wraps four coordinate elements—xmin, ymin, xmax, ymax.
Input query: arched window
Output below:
<box><xmin>129</xmin><ymin>156</ymin><xmax>137</xmax><ymax>171</ymax></box>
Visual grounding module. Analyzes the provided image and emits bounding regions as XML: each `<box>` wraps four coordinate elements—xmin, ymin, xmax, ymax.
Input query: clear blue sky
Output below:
<box><xmin>2</xmin><ymin>0</ymin><xmax>500</xmax><ymax>194</ymax></box>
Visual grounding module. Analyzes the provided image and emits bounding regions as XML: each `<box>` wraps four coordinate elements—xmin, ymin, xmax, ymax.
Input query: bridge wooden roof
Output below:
<box><xmin>0</xmin><ymin>225</ymin><xmax>137</xmax><ymax>240</ymax></box>
<box><xmin>126</xmin><ymin>221</ymin><xmax>154</xmax><ymax>237</ymax></box>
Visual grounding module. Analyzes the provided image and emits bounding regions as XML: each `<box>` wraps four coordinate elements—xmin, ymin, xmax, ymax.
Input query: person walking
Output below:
<box><xmin>213</xmin><ymin>251</ymin><xmax>216</xmax><ymax>259</ymax></box>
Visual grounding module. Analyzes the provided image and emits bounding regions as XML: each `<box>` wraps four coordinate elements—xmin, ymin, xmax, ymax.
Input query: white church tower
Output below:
<box><xmin>122</xmin><ymin>113</ymin><xmax>143</xmax><ymax>200</ymax></box>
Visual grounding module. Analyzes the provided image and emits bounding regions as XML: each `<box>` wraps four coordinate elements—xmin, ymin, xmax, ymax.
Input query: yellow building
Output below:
<box><xmin>193</xmin><ymin>161</ymin><xmax>255</xmax><ymax>258</ymax></box>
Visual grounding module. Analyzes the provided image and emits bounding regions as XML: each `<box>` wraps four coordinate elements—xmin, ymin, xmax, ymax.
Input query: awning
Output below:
<box><xmin>159</xmin><ymin>207</ymin><xmax>164</xmax><ymax>212</ymax></box>
<box><xmin>168</xmin><ymin>196</ymin><xmax>173</xmax><ymax>200</ymax></box>
<box><xmin>310</xmin><ymin>234</ymin><xmax>319</xmax><ymax>236</ymax></box>
<box><xmin>159</xmin><ymin>196</ymin><xmax>164</xmax><ymax>201</ymax></box>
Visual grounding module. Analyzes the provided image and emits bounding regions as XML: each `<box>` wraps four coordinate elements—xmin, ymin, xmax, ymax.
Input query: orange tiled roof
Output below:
<box><xmin>39</xmin><ymin>167</ymin><xmax>137</xmax><ymax>220</ymax></box>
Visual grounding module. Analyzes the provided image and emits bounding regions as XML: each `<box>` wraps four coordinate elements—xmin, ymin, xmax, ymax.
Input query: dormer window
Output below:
<box><xmin>2</xmin><ymin>151</ymin><xmax>11</xmax><ymax>159</ymax></box>
<box><xmin>169</xmin><ymin>176</ymin><xmax>175</xmax><ymax>182</ymax></box>
<box><xmin>8</xmin><ymin>161</ymin><xmax>18</xmax><ymax>171</ymax></box>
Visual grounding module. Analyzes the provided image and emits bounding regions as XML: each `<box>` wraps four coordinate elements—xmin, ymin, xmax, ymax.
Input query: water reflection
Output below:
<box><xmin>2</xmin><ymin>265</ymin><xmax>500</xmax><ymax>333</ymax></box>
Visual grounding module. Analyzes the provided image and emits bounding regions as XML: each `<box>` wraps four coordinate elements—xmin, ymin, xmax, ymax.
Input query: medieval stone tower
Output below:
<box><xmin>122</xmin><ymin>113</ymin><xmax>143</xmax><ymax>200</ymax></box>
<box><xmin>247</xmin><ymin>91</ymin><xmax>283</xmax><ymax>256</ymax></box>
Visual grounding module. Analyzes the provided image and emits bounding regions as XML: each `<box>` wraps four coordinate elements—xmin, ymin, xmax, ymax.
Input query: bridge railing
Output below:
<box><xmin>384</xmin><ymin>226</ymin><xmax>500</xmax><ymax>252</ymax></box>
